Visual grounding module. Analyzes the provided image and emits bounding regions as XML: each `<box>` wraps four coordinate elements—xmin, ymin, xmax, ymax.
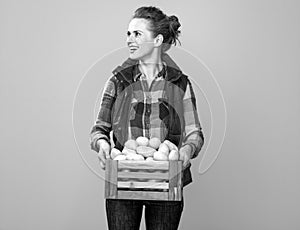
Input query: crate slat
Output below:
<box><xmin>118</xmin><ymin>160</ymin><xmax>169</xmax><ymax>170</ymax></box>
<box><xmin>117</xmin><ymin>181</ymin><xmax>169</xmax><ymax>189</ymax></box>
<box><xmin>118</xmin><ymin>190</ymin><xmax>169</xmax><ymax>200</ymax></box>
<box><xmin>168</xmin><ymin>161</ymin><xmax>182</xmax><ymax>201</ymax></box>
<box><xmin>104</xmin><ymin>159</ymin><xmax>183</xmax><ymax>201</ymax></box>
<box><xmin>105</xmin><ymin>160</ymin><xmax>118</xmax><ymax>199</ymax></box>
<box><xmin>118</xmin><ymin>171</ymin><xmax>169</xmax><ymax>180</ymax></box>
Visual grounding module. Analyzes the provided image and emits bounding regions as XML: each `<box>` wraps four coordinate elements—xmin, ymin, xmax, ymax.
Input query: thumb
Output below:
<box><xmin>98</xmin><ymin>148</ymin><xmax>105</xmax><ymax>161</ymax></box>
<box><xmin>179</xmin><ymin>148</ymin><xmax>185</xmax><ymax>161</ymax></box>
<box><xmin>179</xmin><ymin>146</ymin><xmax>191</xmax><ymax>168</ymax></box>
<box><xmin>104</xmin><ymin>146</ymin><xmax>111</xmax><ymax>160</ymax></box>
<box><xmin>183</xmin><ymin>153</ymin><xmax>190</xmax><ymax>168</ymax></box>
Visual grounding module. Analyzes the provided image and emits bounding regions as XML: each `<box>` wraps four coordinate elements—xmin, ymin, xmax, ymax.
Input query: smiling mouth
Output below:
<box><xmin>129</xmin><ymin>46</ymin><xmax>139</xmax><ymax>53</ymax></box>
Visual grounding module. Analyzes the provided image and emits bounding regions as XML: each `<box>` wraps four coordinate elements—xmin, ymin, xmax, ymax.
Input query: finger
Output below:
<box><xmin>182</xmin><ymin>156</ymin><xmax>188</xmax><ymax>168</ymax></box>
<box><xmin>99</xmin><ymin>160</ymin><xmax>105</xmax><ymax>170</ymax></box>
<box><xmin>97</xmin><ymin>148</ymin><xmax>105</xmax><ymax>161</ymax></box>
<box><xmin>182</xmin><ymin>153</ymin><xmax>190</xmax><ymax>169</ymax></box>
<box><xmin>97</xmin><ymin>148</ymin><xmax>106</xmax><ymax>170</ymax></box>
<box><xmin>179</xmin><ymin>150</ymin><xmax>185</xmax><ymax>161</ymax></box>
<box><xmin>97</xmin><ymin>148</ymin><xmax>106</xmax><ymax>167</ymax></box>
<box><xmin>104</xmin><ymin>148</ymin><xmax>111</xmax><ymax>160</ymax></box>
<box><xmin>184</xmin><ymin>158</ymin><xmax>190</xmax><ymax>169</ymax></box>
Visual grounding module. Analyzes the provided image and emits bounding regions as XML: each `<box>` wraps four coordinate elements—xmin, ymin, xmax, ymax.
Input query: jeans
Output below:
<box><xmin>106</xmin><ymin>198</ymin><xmax>184</xmax><ymax>230</ymax></box>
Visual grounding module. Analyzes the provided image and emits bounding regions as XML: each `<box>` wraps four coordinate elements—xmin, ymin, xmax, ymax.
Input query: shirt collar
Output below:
<box><xmin>112</xmin><ymin>53</ymin><xmax>182</xmax><ymax>84</ymax></box>
<box><xmin>133</xmin><ymin>62</ymin><xmax>168</xmax><ymax>82</ymax></box>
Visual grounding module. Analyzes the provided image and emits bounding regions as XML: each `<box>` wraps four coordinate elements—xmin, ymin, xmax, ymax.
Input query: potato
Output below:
<box><xmin>113</xmin><ymin>154</ymin><xmax>126</xmax><ymax>161</ymax></box>
<box><xmin>153</xmin><ymin>151</ymin><xmax>168</xmax><ymax>161</ymax></box>
<box><xmin>124</xmin><ymin>139</ymin><xmax>138</xmax><ymax>150</ymax></box>
<box><xmin>158</xmin><ymin>143</ymin><xmax>169</xmax><ymax>155</ymax></box>
<box><xmin>126</xmin><ymin>153</ymin><xmax>144</xmax><ymax>161</ymax></box>
<box><xmin>163</xmin><ymin>140</ymin><xmax>178</xmax><ymax>151</ymax></box>
<box><xmin>168</xmin><ymin>150</ymin><xmax>179</xmax><ymax>161</ymax></box>
<box><xmin>148</xmin><ymin>137</ymin><xmax>161</xmax><ymax>149</ymax></box>
<box><xmin>125</xmin><ymin>153</ymin><xmax>136</xmax><ymax>160</ymax></box>
<box><xmin>133</xmin><ymin>154</ymin><xmax>145</xmax><ymax>161</ymax></box>
<box><xmin>110</xmin><ymin>148</ymin><xmax>122</xmax><ymax>159</ymax></box>
<box><xmin>146</xmin><ymin>157</ymin><xmax>154</xmax><ymax>161</ymax></box>
<box><xmin>136</xmin><ymin>146</ymin><xmax>156</xmax><ymax>157</ymax></box>
<box><xmin>136</xmin><ymin>136</ymin><xmax>149</xmax><ymax>146</ymax></box>
<box><xmin>122</xmin><ymin>147</ymin><xmax>137</xmax><ymax>155</ymax></box>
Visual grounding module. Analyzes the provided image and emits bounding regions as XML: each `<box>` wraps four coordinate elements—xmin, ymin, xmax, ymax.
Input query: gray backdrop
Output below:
<box><xmin>1</xmin><ymin>0</ymin><xmax>300</xmax><ymax>229</ymax></box>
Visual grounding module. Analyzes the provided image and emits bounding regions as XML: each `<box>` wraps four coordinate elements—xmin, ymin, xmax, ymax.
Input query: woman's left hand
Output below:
<box><xmin>179</xmin><ymin>145</ymin><xmax>193</xmax><ymax>169</ymax></box>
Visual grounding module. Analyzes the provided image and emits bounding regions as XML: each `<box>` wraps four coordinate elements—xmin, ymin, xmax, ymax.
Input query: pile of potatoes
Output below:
<box><xmin>111</xmin><ymin>136</ymin><xmax>179</xmax><ymax>161</ymax></box>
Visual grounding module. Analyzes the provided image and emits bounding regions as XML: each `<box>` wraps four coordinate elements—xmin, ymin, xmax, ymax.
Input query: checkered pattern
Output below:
<box><xmin>91</xmin><ymin>64</ymin><xmax>204</xmax><ymax>158</ymax></box>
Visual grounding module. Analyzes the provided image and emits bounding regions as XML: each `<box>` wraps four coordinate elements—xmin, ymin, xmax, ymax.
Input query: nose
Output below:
<box><xmin>126</xmin><ymin>33</ymin><xmax>135</xmax><ymax>44</ymax></box>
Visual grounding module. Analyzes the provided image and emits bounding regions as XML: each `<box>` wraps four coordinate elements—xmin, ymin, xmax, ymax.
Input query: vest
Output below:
<box><xmin>110</xmin><ymin>58</ymin><xmax>193</xmax><ymax>187</ymax></box>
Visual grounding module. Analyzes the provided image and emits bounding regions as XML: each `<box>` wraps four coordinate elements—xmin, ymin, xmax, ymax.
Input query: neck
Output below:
<box><xmin>139</xmin><ymin>62</ymin><xmax>164</xmax><ymax>80</ymax></box>
<box><xmin>139</xmin><ymin>49</ymin><xmax>163</xmax><ymax>79</ymax></box>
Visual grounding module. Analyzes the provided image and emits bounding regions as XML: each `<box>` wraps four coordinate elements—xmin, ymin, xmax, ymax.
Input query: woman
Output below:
<box><xmin>90</xmin><ymin>6</ymin><xmax>204</xmax><ymax>230</ymax></box>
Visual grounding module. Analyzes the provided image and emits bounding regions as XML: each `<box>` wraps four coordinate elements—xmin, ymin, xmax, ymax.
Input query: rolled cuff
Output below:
<box><xmin>90</xmin><ymin>133</ymin><xmax>110</xmax><ymax>153</ymax></box>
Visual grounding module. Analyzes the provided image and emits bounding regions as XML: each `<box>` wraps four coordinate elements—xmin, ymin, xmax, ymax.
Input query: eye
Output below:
<box><xmin>134</xmin><ymin>31</ymin><xmax>141</xmax><ymax>37</ymax></box>
<box><xmin>127</xmin><ymin>31</ymin><xmax>142</xmax><ymax>38</ymax></box>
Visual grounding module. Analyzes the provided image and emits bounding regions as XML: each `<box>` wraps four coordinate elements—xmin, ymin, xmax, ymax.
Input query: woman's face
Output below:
<box><xmin>127</xmin><ymin>18</ymin><xmax>156</xmax><ymax>61</ymax></box>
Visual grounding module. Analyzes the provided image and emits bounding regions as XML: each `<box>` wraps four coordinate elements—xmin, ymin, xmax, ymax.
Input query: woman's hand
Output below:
<box><xmin>97</xmin><ymin>139</ymin><xmax>111</xmax><ymax>170</ymax></box>
<box><xmin>179</xmin><ymin>144</ymin><xmax>193</xmax><ymax>169</ymax></box>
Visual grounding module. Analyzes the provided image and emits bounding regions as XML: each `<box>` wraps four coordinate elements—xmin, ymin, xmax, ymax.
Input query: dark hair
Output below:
<box><xmin>133</xmin><ymin>6</ymin><xmax>181</xmax><ymax>52</ymax></box>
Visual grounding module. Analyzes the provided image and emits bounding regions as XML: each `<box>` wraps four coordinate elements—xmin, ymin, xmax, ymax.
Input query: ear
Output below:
<box><xmin>154</xmin><ymin>34</ymin><xmax>164</xmax><ymax>47</ymax></box>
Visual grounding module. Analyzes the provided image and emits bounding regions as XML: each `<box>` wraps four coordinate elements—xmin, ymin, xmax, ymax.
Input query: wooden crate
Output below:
<box><xmin>105</xmin><ymin>159</ymin><xmax>183</xmax><ymax>201</ymax></box>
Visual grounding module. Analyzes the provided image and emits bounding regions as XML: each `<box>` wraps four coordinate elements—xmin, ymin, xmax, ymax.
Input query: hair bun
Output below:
<box><xmin>168</xmin><ymin>15</ymin><xmax>181</xmax><ymax>31</ymax></box>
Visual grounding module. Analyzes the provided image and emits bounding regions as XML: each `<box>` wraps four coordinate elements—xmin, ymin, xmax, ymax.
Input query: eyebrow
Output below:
<box><xmin>127</xmin><ymin>30</ymin><xmax>144</xmax><ymax>34</ymax></box>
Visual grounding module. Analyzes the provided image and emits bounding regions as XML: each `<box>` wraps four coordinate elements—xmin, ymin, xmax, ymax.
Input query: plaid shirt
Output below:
<box><xmin>90</xmin><ymin>64</ymin><xmax>204</xmax><ymax>158</ymax></box>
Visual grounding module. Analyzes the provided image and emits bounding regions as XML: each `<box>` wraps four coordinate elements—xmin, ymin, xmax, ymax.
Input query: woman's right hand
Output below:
<box><xmin>97</xmin><ymin>139</ymin><xmax>111</xmax><ymax>170</ymax></box>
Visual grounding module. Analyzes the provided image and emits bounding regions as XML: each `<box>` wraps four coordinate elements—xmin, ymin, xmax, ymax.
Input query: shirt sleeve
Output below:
<box><xmin>90</xmin><ymin>76</ymin><xmax>117</xmax><ymax>152</ymax></box>
<box><xmin>181</xmin><ymin>78</ymin><xmax>204</xmax><ymax>159</ymax></box>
